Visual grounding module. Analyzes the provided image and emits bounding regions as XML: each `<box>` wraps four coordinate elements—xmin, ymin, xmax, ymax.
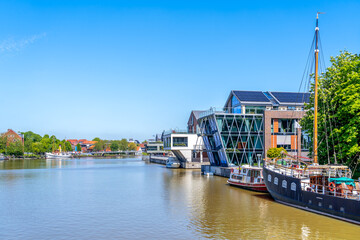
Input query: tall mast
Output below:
<box><xmin>313</xmin><ymin>13</ymin><xmax>320</xmax><ymax>164</ymax></box>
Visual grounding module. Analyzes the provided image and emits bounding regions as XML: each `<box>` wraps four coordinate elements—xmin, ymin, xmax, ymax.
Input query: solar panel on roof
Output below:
<box><xmin>233</xmin><ymin>91</ymin><xmax>271</xmax><ymax>103</ymax></box>
<box><xmin>270</xmin><ymin>92</ymin><xmax>310</xmax><ymax>103</ymax></box>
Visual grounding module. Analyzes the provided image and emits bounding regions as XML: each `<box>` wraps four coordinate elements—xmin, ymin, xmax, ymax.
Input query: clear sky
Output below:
<box><xmin>1</xmin><ymin>0</ymin><xmax>359</xmax><ymax>141</ymax></box>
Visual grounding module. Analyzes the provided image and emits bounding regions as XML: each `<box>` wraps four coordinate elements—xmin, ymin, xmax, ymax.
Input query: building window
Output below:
<box><xmin>245</xmin><ymin>106</ymin><xmax>265</xmax><ymax>114</ymax></box>
<box><xmin>282</xmin><ymin>180</ymin><xmax>287</xmax><ymax>188</ymax></box>
<box><xmin>278</xmin><ymin>119</ymin><xmax>295</xmax><ymax>133</ymax></box>
<box><xmin>164</xmin><ymin>138</ymin><xmax>171</xmax><ymax>148</ymax></box>
<box><xmin>232</xmin><ymin>95</ymin><xmax>240</xmax><ymax>107</ymax></box>
<box><xmin>173</xmin><ymin>137</ymin><xmax>188</xmax><ymax>147</ymax></box>
<box><xmin>233</xmin><ymin>106</ymin><xmax>241</xmax><ymax>114</ymax></box>
<box><xmin>277</xmin><ymin>144</ymin><xmax>291</xmax><ymax>150</ymax></box>
<box><xmin>231</xmin><ymin>95</ymin><xmax>241</xmax><ymax>113</ymax></box>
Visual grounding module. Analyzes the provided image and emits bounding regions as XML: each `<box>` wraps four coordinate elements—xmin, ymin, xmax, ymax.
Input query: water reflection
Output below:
<box><xmin>0</xmin><ymin>158</ymin><xmax>359</xmax><ymax>240</ymax></box>
<box><xmin>160</xmin><ymin>167</ymin><xmax>360</xmax><ymax>239</ymax></box>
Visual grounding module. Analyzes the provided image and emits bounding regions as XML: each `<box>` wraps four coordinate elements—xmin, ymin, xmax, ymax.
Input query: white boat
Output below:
<box><xmin>166</xmin><ymin>157</ymin><xmax>181</xmax><ymax>168</ymax></box>
<box><xmin>45</xmin><ymin>152</ymin><xmax>72</xmax><ymax>159</ymax></box>
<box><xmin>228</xmin><ymin>165</ymin><xmax>268</xmax><ymax>192</ymax></box>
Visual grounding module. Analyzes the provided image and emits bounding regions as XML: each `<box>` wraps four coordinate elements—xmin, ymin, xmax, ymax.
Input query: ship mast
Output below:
<box><xmin>313</xmin><ymin>13</ymin><xmax>322</xmax><ymax>164</ymax></box>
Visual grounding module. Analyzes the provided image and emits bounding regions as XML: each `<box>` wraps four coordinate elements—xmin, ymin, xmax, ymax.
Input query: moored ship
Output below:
<box><xmin>263</xmin><ymin>13</ymin><xmax>360</xmax><ymax>224</ymax></box>
<box><xmin>228</xmin><ymin>165</ymin><xmax>268</xmax><ymax>192</ymax></box>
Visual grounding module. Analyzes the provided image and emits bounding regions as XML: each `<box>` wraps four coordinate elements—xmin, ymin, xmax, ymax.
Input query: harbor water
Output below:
<box><xmin>0</xmin><ymin>157</ymin><xmax>359</xmax><ymax>239</ymax></box>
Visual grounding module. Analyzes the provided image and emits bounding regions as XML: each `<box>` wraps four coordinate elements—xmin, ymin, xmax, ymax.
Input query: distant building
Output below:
<box><xmin>146</xmin><ymin>141</ymin><xmax>165</xmax><ymax>154</ymax></box>
<box><xmin>67</xmin><ymin>139</ymin><xmax>79</xmax><ymax>149</ymax></box>
<box><xmin>67</xmin><ymin>139</ymin><xmax>97</xmax><ymax>152</ymax></box>
<box><xmin>1</xmin><ymin>129</ymin><xmax>24</xmax><ymax>145</ymax></box>
<box><xmin>139</xmin><ymin>143</ymin><xmax>146</xmax><ymax>152</ymax></box>
<box><xmin>198</xmin><ymin>90</ymin><xmax>310</xmax><ymax>167</ymax></box>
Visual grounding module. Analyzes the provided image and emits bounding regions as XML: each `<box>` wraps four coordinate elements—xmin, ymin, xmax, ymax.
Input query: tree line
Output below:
<box><xmin>0</xmin><ymin>131</ymin><xmax>140</xmax><ymax>157</ymax></box>
<box><xmin>0</xmin><ymin>131</ymin><xmax>72</xmax><ymax>157</ymax></box>
<box><xmin>92</xmin><ymin>137</ymin><xmax>138</xmax><ymax>152</ymax></box>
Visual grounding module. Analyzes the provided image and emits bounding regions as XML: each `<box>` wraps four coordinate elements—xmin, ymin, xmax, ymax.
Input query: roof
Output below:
<box><xmin>233</xmin><ymin>90</ymin><xmax>271</xmax><ymax>103</ymax></box>
<box><xmin>67</xmin><ymin>139</ymin><xmax>78</xmax><ymax>145</ymax></box>
<box><xmin>1</xmin><ymin>129</ymin><xmax>23</xmax><ymax>140</ymax></box>
<box><xmin>192</xmin><ymin>110</ymin><xmax>205</xmax><ymax>120</ymax></box>
<box><xmin>224</xmin><ymin>90</ymin><xmax>310</xmax><ymax>108</ymax></box>
<box><xmin>82</xmin><ymin>140</ymin><xmax>97</xmax><ymax>145</ymax></box>
<box><xmin>269</xmin><ymin>92</ymin><xmax>310</xmax><ymax>104</ymax></box>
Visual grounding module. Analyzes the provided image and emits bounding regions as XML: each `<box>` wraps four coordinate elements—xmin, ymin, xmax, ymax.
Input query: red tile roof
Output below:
<box><xmin>67</xmin><ymin>139</ymin><xmax>78</xmax><ymax>145</ymax></box>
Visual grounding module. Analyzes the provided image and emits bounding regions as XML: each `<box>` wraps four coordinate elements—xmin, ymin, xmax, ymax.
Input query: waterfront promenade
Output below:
<box><xmin>0</xmin><ymin>157</ymin><xmax>359</xmax><ymax>240</ymax></box>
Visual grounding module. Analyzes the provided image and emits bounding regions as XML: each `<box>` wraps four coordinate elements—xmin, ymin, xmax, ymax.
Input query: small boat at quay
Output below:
<box><xmin>166</xmin><ymin>157</ymin><xmax>181</xmax><ymax>168</ymax></box>
<box><xmin>227</xmin><ymin>165</ymin><xmax>268</xmax><ymax>192</ymax></box>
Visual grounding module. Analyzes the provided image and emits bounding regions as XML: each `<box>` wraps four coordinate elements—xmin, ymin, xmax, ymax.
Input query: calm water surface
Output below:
<box><xmin>0</xmin><ymin>157</ymin><xmax>359</xmax><ymax>240</ymax></box>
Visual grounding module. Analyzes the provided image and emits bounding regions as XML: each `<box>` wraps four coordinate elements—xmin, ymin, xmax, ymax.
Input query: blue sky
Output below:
<box><xmin>1</xmin><ymin>0</ymin><xmax>359</xmax><ymax>141</ymax></box>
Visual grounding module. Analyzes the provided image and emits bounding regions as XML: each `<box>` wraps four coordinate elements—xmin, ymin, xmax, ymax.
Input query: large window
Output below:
<box><xmin>231</xmin><ymin>95</ymin><xmax>241</xmax><ymax>113</ymax></box>
<box><xmin>277</xmin><ymin>144</ymin><xmax>291</xmax><ymax>150</ymax></box>
<box><xmin>278</xmin><ymin>119</ymin><xmax>295</xmax><ymax>133</ymax></box>
<box><xmin>173</xmin><ymin>137</ymin><xmax>188</xmax><ymax>147</ymax></box>
<box><xmin>164</xmin><ymin>137</ymin><xmax>171</xmax><ymax>148</ymax></box>
<box><xmin>147</xmin><ymin>146</ymin><xmax>159</xmax><ymax>151</ymax></box>
<box><xmin>245</xmin><ymin>106</ymin><xmax>265</xmax><ymax>114</ymax></box>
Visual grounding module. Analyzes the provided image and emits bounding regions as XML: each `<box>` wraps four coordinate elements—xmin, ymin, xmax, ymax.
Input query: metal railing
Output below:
<box><xmin>264</xmin><ymin>160</ymin><xmax>360</xmax><ymax>200</ymax></box>
<box><xmin>163</xmin><ymin>129</ymin><xmax>190</xmax><ymax>135</ymax></box>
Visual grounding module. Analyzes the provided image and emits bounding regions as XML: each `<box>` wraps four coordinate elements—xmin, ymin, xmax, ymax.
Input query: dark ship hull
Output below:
<box><xmin>262</xmin><ymin>166</ymin><xmax>360</xmax><ymax>225</ymax></box>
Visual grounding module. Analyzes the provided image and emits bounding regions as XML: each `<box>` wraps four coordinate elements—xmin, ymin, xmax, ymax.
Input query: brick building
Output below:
<box><xmin>1</xmin><ymin>129</ymin><xmax>24</xmax><ymax>145</ymax></box>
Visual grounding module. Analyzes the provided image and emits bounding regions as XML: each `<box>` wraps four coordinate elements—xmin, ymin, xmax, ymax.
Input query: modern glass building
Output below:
<box><xmin>198</xmin><ymin>90</ymin><xmax>310</xmax><ymax>167</ymax></box>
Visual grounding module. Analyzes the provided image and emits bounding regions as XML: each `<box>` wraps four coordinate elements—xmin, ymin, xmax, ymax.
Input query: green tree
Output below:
<box><xmin>22</xmin><ymin>131</ymin><xmax>42</xmax><ymax>152</ymax></box>
<box><xmin>94</xmin><ymin>140</ymin><xmax>105</xmax><ymax>151</ymax></box>
<box><xmin>128</xmin><ymin>142</ymin><xmax>137</xmax><ymax>151</ymax></box>
<box><xmin>40</xmin><ymin>137</ymin><xmax>52</xmax><ymax>152</ymax></box>
<box><xmin>7</xmin><ymin>141</ymin><xmax>24</xmax><ymax>157</ymax></box>
<box><xmin>92</xmin><ymin>137</ymin><xmax>101</xmax><ymax>142</ymax></box>
<box><xmin>110</xmin><ymin>142</ymin><xmax>119</xmax><ymax>151</ymax></box>
<box><xmin>0</xmin><ymin>137</ymin><xmax>7</xmax><ymax>154</ymax></box>
<box><xmin>119</xmin><ymin>139</ymin><xmax>128</xmax><ymax>151</ymax></box>
<box><xmin>32</xmin><ymin>142</ymin><xmax>46</xmax><ymax>154</ymax></box>
<box><xmin>267</xmin><ymin>147</ymin><xmax>287</xmax><ymax>159</ymax></box>
<box><xmin>65</xmin><ymin>141</ymin><xmax>72</xmax><ymax>151</ymax></box>
<box><xmin>301</xmin><ymin>51</ymin><xmax>360</xmax><ymax>169</ymax></box>
<box><xmin>76</xmin><ymin>143</ymin><xmax>82</xmax><ymax>152</ymax></box>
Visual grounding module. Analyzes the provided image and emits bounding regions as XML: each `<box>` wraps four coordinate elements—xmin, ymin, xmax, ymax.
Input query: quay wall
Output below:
<box><xmin>201</xmin><ymin>165</ymin><xmax>232</xmax><ymax>178</ymax></box>
<box><xmin>150</xmin><ymin>155</ymin><xmax>210</xmax><ymax>169</ymax></box>
<box><xmin>150</xmin><ymin>156</ymin><xmax>167</xmax><ymax>165</ymax></box>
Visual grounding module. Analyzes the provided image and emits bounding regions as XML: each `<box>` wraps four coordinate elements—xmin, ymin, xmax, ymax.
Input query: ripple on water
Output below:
<box><xmin>0</xmin><ymin>158</ymin><xmax>360</xmax><ymax>240</ymax></box>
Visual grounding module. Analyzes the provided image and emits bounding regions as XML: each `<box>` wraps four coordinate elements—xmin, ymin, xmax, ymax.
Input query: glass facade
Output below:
<box><xmin>231</xmin><ymin>95</ymin><xmax>241</xmax><ymax>113</ymax></box>
<box><xmin>199</xmin><ymin>113</ymin><xmax>264</xmax><ymax>167</ymax></box>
